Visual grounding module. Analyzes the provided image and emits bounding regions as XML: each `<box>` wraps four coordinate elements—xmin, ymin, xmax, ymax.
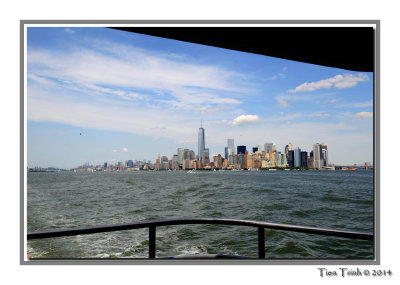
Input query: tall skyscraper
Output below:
<box><xmin>313</xmin><ymin>143</ymin><xmax>323</xmax><ymax>169</ymax></box>
<box><xmin>177</xmin><ymin>148</ymin><xmax>184</xmax><ymax>164</ymax></box>
<box><xmin>237</xmin><ymin>145</ymin><xmax>246</xmax><ymax>155</ymax></box>
<box><xmin>301</xmin><ymin>151</ymin><xmax>308</xmax><ymax>167</ymax></box>
<box><xmin>227</xmin><ymin>139</ymin><xmax>234</xmax><ymax>156</ymax></box>
<box><xmin>294</xmin><ymin>147</ymin><xmax>301</xmax><ymax>167</ymax></box>
<box><xmin>198</xmin><ymin>121</ymin><xmax>205</xmax><ymax>161</ymax></box>
<box><xmin>287</xmin><ymin>150</ymin><xmax>295</xmax><ymax>167</ymax></box>
<box><xmin>321</xmin><ymin>144</ymin><xmax>328</xmax><ymax>167</ymax></box>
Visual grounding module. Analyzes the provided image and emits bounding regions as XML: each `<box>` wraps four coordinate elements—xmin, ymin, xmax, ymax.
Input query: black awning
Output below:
<box><xmin>110</xmin><ymin>27</ymin><xmax>374</xmax><ymax>72</ymax></box>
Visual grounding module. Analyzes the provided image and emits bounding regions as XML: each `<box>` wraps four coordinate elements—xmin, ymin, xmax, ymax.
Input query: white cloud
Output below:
<box><xmin>121</xmin><ymin>147</ymin><xmax>128</xmax><ymax>152</ymax></box>
<box><xmin>28</xmin><ymin>45</ymin><xmax>246</xmax><ymax>113</ymax></box>
<box><xmin>225</xmin><ymin>115</ymin><xmax>260</xmax><ymax>126</ymax></box>
<box><xmin>112</xmin><ymin>149</ymin><xmax>118</xmax><ymax>153</ymax></box>
<box><xmin>277</xmin><ymin>98</ymin><xmax>291</xmax><ymax>108</ymax></box>
<box><xmin>356</xmin><ymin>112</ymin><xmax>373</xmax><ymax>119</ymax></box>
<box><xmin>312</xmin><ymin>113</ymin><xmax>330</xmax><ymax>118</ymax></box>
<box><xmin>288</xmin><ymin>74</ymin><xmax>369</xmax><ymax>93</ymax></box>
<box><xmin>64</xmin><ymin>28</ymin><xmax>75</xmax><ymax>34</ymax></box>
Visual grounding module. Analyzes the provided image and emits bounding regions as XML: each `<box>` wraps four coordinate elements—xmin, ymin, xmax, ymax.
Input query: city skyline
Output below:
<box><xmin>27</xmin><ymin>27</ymin><xmax>373</xmax><ymax>169</ymax></box>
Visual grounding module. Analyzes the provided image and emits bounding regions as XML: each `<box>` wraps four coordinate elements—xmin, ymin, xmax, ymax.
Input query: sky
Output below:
<box><xmin>27</xmin><ymin>27</ymin><xmax>373</xmax><ymax>169</ymax></box>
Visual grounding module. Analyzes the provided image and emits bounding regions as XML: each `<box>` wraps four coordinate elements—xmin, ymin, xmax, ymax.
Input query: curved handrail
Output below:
<box><xmin>27</xmin><ymin>218</ymin><xmax>373</xmax><ymax>259</ymax></box>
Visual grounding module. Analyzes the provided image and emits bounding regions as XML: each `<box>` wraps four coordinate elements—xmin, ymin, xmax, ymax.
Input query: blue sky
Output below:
<box><xmin>27</xmin><ymin>27</ymin><xmax>373</xmax><ymax>168</ymax></box>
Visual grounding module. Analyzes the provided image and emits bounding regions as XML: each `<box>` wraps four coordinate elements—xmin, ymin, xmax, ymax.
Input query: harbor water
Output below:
<box><xmin>27</xmin><ymin>170</ymin><xmax>374</xmax><ymax>259</ymax></box>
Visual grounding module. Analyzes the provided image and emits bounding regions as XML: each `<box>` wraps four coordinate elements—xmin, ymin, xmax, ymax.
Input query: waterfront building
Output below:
<box><xmin>171</xmin><ymin>155</ymin><xmax>179</xmax><ymax>170</ymax></box>
<box><xmin>227</xmin><ymin>139</ymin><xmax>234</xmax><ymax>156</ymax></box>
<box><xmin>223</xmin><ymin>159</ymin><xmax>229</xmax><ymax>168</ymax></box>
<box><xmin>237</xmin><ymin>145</ymin><xmax>246</xmax><ymax>155</ymax></box>
<box><xmin>322</xmin><ymin>144</ymin><xmax>328</xmax><ymax>167</ymax></box>
<box><xmin>285</xmin><ymin>143</ymin><xmax>292</xmax><ymax>156</ymax></box>
<box><xmin>301</xmin><ymin>151</ymin><xmax>308</xmax><ymax>167</ymax></box>
<box><xmin>202</xmin><ymin>148</ymin><xmax>210</xmax><ymax>166</ymax></box>
<box><xmin>264</xmin><ymin>143</ymin><xmax>273</xmax><ymax>154</ymax></box>
<box><xmin>294</xmin><ymin>147</ymin><xmax>301</xmax><ymax>167</ymax></box>
<box><xmin>228</xmin><ymin>154</ymin><xmax>234</xmax><ymax>165</ymax></box>
<box><xmin>126</xmin><ymin>160</ymin><xmax>134</xmax><ymax>168</ymax></box>
<box><xmin>313</xmin><ymin>143</ymin><xmax>323</xmax><ymax>169</ymax></box>
<box><xmin>160</xmin><ymin>156</ymin><xmax>169</xmax><ymax>170</ymax></box>
<box><xmin>198</xmin><ymin>121</ymin><xmax>205</xmax><ymax>161</ymax></box>
<box><xmin>287</xmin><ymin>150</ymin><xmax>295</xmax><ymax>167</ymax></box>
<box><xmin>184</xmin><ymin>149</ymin><xmax>195</xmax><ymax>160</ymax></box>
<box><xmin>252</xmin><ymin>147</ymin><xmax>258</xmax><ymax>153</ymax></box>
<box><xmin>103</xmin><ymin>162</ymin><xmax>107</xmax><ymax>168</ymax></box>
<box><xmin>278</xmin><ymin>153</ymin><xmax>288</xmax><ymax>167</ymax></box>
<box><xmin>182</xmin><ymin>159</ymin><xmax>191</xmax><ymax>170</ymax></box>
<box><xmin>177</xmin><ymin>148</ymin><xmax>185</xmax><ymax>164</ymax></box>
<box><xmin>213</xmin><ymin>154</ymin><xmax>223</xmax><ymax>168</ymax></box>
<box><xmin>247</xmin><ymin>154</ymin><xmax>255</xmax><ymax>168</ymax></box>
<box><xmin>237</xmin><ymin>153</ymin><xmax>244</xmax><ymax>169</ymax></box>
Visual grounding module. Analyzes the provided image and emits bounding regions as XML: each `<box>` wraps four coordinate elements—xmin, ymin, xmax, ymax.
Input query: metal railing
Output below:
<box><xmin>27</xmin><ymin>218</ymin><xmax>373</xmax><ymax>259</ymax></box>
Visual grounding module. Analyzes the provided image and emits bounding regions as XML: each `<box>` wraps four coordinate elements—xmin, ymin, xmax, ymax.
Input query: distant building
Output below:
<box><xmin>285</xmin><ymin>143</ymin><xmax>292</xmax><ymax>156</ymax></box>
<box><xmin>184</xmin><ymin>149</ymin><xmax>195</xmax><ymax>160</ymax></box>
<box><xmin>202</xmin><ymin>148</ymin><xmax>210</xmax><ymax>166</ymax></box>
<box><xmin>321</xmin><ymin>144</ymin><xmax>328</xmax><ymax>167</ymax></box>
<box><xmin>294</xmin><ymin>147</ymin><xmax>301</xmax><ymax>167</ymax></box>
<box><xmin>227</xmin><ymin>138</ymin><xmax>234</xmax><ymax>155</ymax></box>
<box><xmin>287</xmin><ymin>150</ymin><xmax>295</xmax><ymax>167</ymax></box>
<box><xmin>313</xmin><ymin>143</ymin><xmax>323</xmax><ymax>169</ymax></box>
<box><xmin>177</xmin><ymin>148</ymin><xmax>185</xmax><ymax>164</ymax></box>
<box><xmin>171</xmin><ymin>155</ymin><xmax>179</xmax><ymax>170</ymax></box>
<box><xmin>301</xmin><ymin>151</ymin><xmax>308</xmax><ymax>167</ymax></box>
<box><xmin>264</xmin><ymin>143</ymin><xmax>274</xmax><ymax>154</ymax></box>
<box><xmin>213</xmin><ymin>154</ymin><xmax>223</xmax><ymax>168</ymax></box>
<box><xmin>126</xmin><ymin>160</ymin><xmax>134</xmax><ymax>168</ymax></box>
<box><xmin>237</xmin><ymin>145</ymin><xmax>246</xmax><ymax>155</ymax></box>
<box><xmin>198</xmin><ymin>121</ymin><xmax>205</xmax><ymax>161</ymax></box>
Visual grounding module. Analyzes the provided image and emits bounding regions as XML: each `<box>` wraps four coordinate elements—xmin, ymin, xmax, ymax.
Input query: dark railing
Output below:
<box><xmin>27</xmin><ymin>218</ymin><xmax>373</xmax><ymax>259</ymax></box>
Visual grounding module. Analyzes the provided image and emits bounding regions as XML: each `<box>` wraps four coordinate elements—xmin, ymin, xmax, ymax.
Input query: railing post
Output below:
<box><xmin>149</xmin><ymin>226</ymin><xmax>156</xmax><ymax>259</ymax></box>
<box><xmin>258</xmin><ymin>226</ymin><xmax>265</xmax><ymax>259</ymax></box>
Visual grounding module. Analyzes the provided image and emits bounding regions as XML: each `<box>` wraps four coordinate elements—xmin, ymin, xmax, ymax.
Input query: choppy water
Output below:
<box><xmin>27</xmin><ymin>170</ymin><xmax>374</xmax><ymax>259</ymax></box>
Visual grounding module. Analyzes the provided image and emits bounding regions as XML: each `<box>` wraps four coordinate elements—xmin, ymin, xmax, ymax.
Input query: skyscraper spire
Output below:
<box><xmin>198</xmin><ymin>121</ymin><xmax>205</xmax><ymax>161</ymax></box>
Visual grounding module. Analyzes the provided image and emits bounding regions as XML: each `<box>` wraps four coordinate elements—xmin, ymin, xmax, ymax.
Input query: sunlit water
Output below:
<box><xmin>27</xmin><ymin>170</ymin><xmax>374</xmax><ymax>259</ymax></box>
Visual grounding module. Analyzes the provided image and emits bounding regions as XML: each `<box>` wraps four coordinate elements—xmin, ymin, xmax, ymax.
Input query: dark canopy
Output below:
<box><xmin>111</xmin><ymin>27</ymin><xmax>374</xmax><ymax>72</ymax></box>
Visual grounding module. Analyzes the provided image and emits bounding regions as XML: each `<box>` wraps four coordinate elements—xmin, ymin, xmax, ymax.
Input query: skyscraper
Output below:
<box><xmin>294</xmin><ymin>147</ymin><xmax>301</xmax><ymax>167</ymax></box>
<box><xmin>301</xmin><ymin>151</ymin><xmax>308</xmax><ymax>167</ymax></box>
<box><xmin>264</xmin><ymin>143</ymin><xmax>273</xmax><ymax>154</ymax></box>
<box><xmin>198</xmin><ymin>121</ymin><xmax>205</xmax><ymax>161</ymax></box>
<box><xmin>287</xmin><ymin>150</ymin><xmax>295</xmax><ymax>167</ymax></box>
<box><xmin>177</xmin><ymin>148</ymin><xmax>184</xmax><ymax>164</ymax></box>
<box><xmin>321</xmin><ymin>144</ymin><xmax>328</xmax><ymax>167</ymax></box>
<box><xmin>237</xmin><ymin>145</ymin><xmax>246</xmax><ymax>155</ymax></box>
<box><xmin>313</xmin><ymin>143</ymin><xmax>323</xmax><ymax>169</ymax></box>
<box><xmin>227</xmin><ymin>139</ymin><xmax>234</xmax><ymax>156</ymax></box>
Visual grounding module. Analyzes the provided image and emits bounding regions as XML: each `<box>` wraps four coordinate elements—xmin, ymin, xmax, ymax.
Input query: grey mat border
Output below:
<box><xmin>20</xmin><ymin>19</ymin><xmax>380</xmax><ymax>265</ymax></box>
